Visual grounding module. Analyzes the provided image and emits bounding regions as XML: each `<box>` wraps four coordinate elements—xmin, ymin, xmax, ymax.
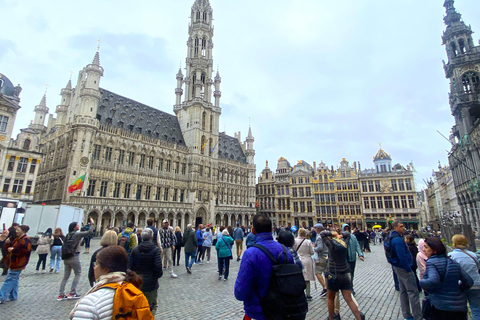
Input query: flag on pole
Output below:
<box><xmin>68</xmin><ymin>174</ymin><xmax>85</xmax><ymax>193</ymax></box>
<box><xmin>210</xmin><ymin>142</ymin><xmax>218</xmax><ymax>153</ymax></box>
<box><xmin>201</xmin><ymin>140</ymin><xmax>207</xmax><ymax>150</ymax></box>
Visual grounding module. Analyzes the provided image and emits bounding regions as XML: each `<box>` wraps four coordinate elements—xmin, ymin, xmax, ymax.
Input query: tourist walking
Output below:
<box><xmin>146</xmin><ymin>218</ymin><xmax>160</xmax><ymax>248</ymax></box>
<box><xmin>313</xmin><ymin>223</ymin><xmax>328</xmax><ymax>298</ymax></box>
<box><xmin>420</xmin><ymin>236</ymin><xmax>473</xmax><ymax>320</ymax></box>
<box><xmin>35</xmin><ymin>228</ymin><xmax>53</xmax><ymax>273</ymax></box>
<box><xmin>405</xmin><ymin>235</ymin><xmax>421</xmax><ymax>291</ymax></box>
<box><xmin>160</xmin><ymin>220</ymin><xmax>177</xmax><ymax>278</ymax></box>
<box><xmin>215</xmin><ymin>229</ymin><xmax>234</xmax><ymax>280</ymax></box>
<box><xmin>88</xmin><ymin>230</ymin><xmax>118</xmax><ymax>287</ymax></box>
<box><xmin>58</xmin><ymin>219</ymin><xmax>95</xmax><ymax>301</ymax></box>
<box><xmin>173</xmin><ymin>226</ymin><xmax>183</xmax><ymax>266</ymax></box>
<box><xmin>70</xmin><ymin>245</ymin><xmax>152</xmax><ymax>320</ymax></box>
<box><xmin>320</xmin><ymin>229</ymin><xmax>365</xmax><ymax>320</ymax></box>
<box><xmin>0</xmin><ymin>225</ymin><xmax>32</xmax><ymax>304</ymax></box>
<box><xmin>277</xmin><ymin>231</ymin><xmax>303</xmax><ymax>269</ymax></box>
<box><xmin>182</xmin><ymin>224</ymin><xmax>197</xmax><ymax>274</ymax></box>
<box><xmin>195</xmin><ymin>224</ymin><xmax>204</xmax><ymax>264</ymax></box>
<box><xmin>82</xmin><ymin>222</ymin><xmax>93</xmax><ymax>254</ymax></box>
<box><xmin>341</xmin><ymin>224</ymin><xmax>364</xmax><ymax>295</ymax></box>
<box><xmin>50</xmin><ymin>228</ymin><xmax>65</xmax><ymax>273</ymax></box>
<box><xmin>295</xmin><ymin>228</ymin><xmax>315</xmax><ymax>301</ymax></box>
<box><xmin>233</xmin><ymin>222</ymin><xmax>244</xmax><ymax>261</ymax></box>
<box><xmin>128</xmin><ymin>228</ymin><xmax>163</xmax><ymax>315</ymax></box>
<box><xmin>0</xmin><ymin>223</ymin><xmax>19</xmax><ymax>276</ymax></box>
<box><xmin>117</xmin><ymin>222</ymin><xmax>137</xmax><ymax>254</ymax></box>
<box><xmin>202</xmin><ymin>227</ymin><xmax>213</xmax><ymax>263</ymax></box>
<box><xmin>449</xmin><ymin>234</ymin><xmax>480</xmax><ymax>319</ymax></box>
<box><xmin>387</xmin><ymin>220</ymin><xmax>422</xmax><ymax>320</ymax></box>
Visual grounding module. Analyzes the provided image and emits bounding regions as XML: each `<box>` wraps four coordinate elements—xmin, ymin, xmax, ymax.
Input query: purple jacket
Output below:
<box><xmin>234</xmin><ymin>232</ymin><xmax>293</xmax><ymax>320</ymax></box>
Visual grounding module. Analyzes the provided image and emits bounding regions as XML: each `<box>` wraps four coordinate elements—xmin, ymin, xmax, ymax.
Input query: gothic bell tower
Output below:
<box><xmin>443</xmin><ymin>0</ymin><xmax>480</xmax><ymax>140</ymax></box>
<box><xmin>174</xmin><ymin>0</ymin><xmax>221</xmax><ymax>157</ymax></box>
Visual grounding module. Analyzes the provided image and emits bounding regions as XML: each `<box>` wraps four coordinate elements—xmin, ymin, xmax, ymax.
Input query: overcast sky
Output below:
<box><xmin>2</xmin><ymin>0</ymin><xmax>479</xmax><ymax>190</ymax></box>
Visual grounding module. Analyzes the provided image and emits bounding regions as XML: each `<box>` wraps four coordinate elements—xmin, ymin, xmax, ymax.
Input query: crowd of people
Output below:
<box><xmin>0</xmin><ymin>215</ymin><xmax>479</xmax><ymax>320</ymax></box>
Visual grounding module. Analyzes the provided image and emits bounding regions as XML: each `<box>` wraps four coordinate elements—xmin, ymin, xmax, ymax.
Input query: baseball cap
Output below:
<box><xmin>314</xmin><ymin>223</ymin><xmax>323</xmax><ymax>229</ymax></box>
<box><xmin>162</xmin><ymin>219</ymin><xmax>168</xmax><ymax>223</ymax></box>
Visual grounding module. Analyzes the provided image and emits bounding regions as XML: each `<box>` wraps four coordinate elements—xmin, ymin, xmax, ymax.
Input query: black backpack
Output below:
<box><xmin>61</xmin><ymin>232</ymin><xmax>76</xmax><ymax>260</ymax></box>
<box><xmin>253</xmin><ymin>244</ymin><xmax>308</xmax><ymax>320</ymax></box>
<box><xmin>384</xmin><ymin>233</ymin><xmax>401</xmax><ymax>264</ymax></box>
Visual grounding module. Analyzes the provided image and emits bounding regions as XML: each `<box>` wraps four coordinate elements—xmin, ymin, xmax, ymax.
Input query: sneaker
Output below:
<box><xmin>55</xmin><ymin>271</ymin><xmax>59</xmax><ymax>274</ymax></box>
<box><xmin>306</xmin><ymin>296</ymin><xmax>313</xmax><ymax>301</ymax></box>
<box><xmin>320</xmin><ymin>289</ymin><xmax>327</xmax><ymax>297</ymax></box>
<box><xmin>360</xmin><ymin>312</ymin><xmax>365</xmax><ymax>320</ymax></box>
<box><xmin>49</xmin><ymin>268</ymin><xmax>54</xmax><ymax>273</ymax></box>
<box><xmin>67</xmin><ymin>292</ymin><xmax>81</xmax><ymax>300</ymax></box>
<box><xmin>170</xmin><ymin>272</ymin><xmax>177</xmax><ymax>278</ymax></box>
<box><xmin>218</xmin><ymin>275</ymin><xmax>222</xmax><ymax>280</ymax></box>
<box><xmin>56</xmin><ymin>294</ymin><xmax>68</xmax><ymax>301</ymax></box>
<box><xmin>334</xmin><ymin>313</ymin><xmax>342</xmax><ymax>320</ymax></box>
<box><xmin>207</xmin><ymin>261</ymin><xmax>210</xmax><ymax>264</ymax></box>
<box><xmin>41</xmin><ymin>270</ymin><xmax>46</xmax><ymax>274</ymax></box>
<box><xmin>34</xmin><ymin>270</ymin><xmax>38</xmax><ymax>274</ymax></box>
<box><xmin>237</xmin><ymin>257</ymin><xmax>241</xmax><ymax>261</ymax></box>
<box><xmin>223</xmin><ymin>278</ymin><xmax>228</xmax><ymax>281</ymax></box>
<box><xmin>186</xmin><ymin>267</ymin><xmax>192</xmax><ymax>274</ymax></box>
<box><xmin>0</xmin><ymin>299</ymin><xmax>5</xmax><ymax>304</ymax></box>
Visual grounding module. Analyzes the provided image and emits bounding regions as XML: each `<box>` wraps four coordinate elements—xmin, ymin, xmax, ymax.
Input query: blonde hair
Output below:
<box><xmin>100</xmin><ymin>230</ymin><xmax>119</xmax><ymax>246</ymax></box>
<box><xmin>298</xmin><ymin>228</ymin><xmax>307</xmax><ymax>238</ymax></box>
<box><xmin>174</xmin><ymin>226</ymin><xmax>181</xmax><ymax>233</ymax></box>
<box><xmin>136</xmin><ymin>228</ymin><xmax>143</xmax><ymax>235</ymax></box>
<box><xmin>452</xmin><ymin>234</ymin><xmax>468</xmax><ymax>249</ymax></box>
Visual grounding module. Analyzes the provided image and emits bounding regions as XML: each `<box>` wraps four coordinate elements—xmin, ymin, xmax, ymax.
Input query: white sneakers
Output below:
<box><xmin>170</xmin><ymin>272</ymin><xmax>178</xmax><ymax>278</ymax></box>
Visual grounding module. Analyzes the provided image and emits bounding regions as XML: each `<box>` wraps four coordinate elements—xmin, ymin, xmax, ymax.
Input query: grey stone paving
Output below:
<box><xmin>0</xmin><ymin>238</ymin><xmax>411</xmax><ymax>319</ymax></box>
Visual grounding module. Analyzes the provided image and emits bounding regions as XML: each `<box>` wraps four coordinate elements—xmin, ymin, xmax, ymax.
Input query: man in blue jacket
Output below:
<box><xmin>342</xmin><ymin>224</ymin><xmax>364</xmax><ymax>295</ymax></box>
<box><xmin>234</xmin><ymin>214</ymin><xmax>294</xmax><ymax>320</ymax></box>
<box><xmin>389</xmin><ymin>220</ymin><xmax>422</xmax><ymax>320</ymax></box>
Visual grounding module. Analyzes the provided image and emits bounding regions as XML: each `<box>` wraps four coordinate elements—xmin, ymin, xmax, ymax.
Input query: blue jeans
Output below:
<box><xmin>0</xmin><ymin>269</ymin><xmax>22</xmax><ymax>301</ymax></box>
<box><xmin>467</xmin><ymin>287</ymin><xmax>480</xmax><ymax>319</ymax></box>
<box><xmin>185</xmin><ymin>251</ymin><xmax>196</xmax><ymax>269</ymax></box>
<box><xmin>218</xmin><ymin>257</ymin><xmax>230</xmax><ymax>279</ymax></box>
<box><xmin>50</xmin><ymin>245</ymin><xmax>62</xmax><ymax>272</ymax></box>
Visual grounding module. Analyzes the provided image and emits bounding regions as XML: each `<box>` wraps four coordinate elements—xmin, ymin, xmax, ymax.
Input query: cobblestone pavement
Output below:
<box><xmin>0</xmin><ymin>238</ymin><xmax>417</xmax><ymax>319</ymax></box>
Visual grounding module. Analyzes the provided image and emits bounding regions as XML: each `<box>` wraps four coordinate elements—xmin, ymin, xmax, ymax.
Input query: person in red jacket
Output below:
<box><xmin>0</xmin><ymin>225</ymin><xmax>32</xmax><ymax>303</ymax></box>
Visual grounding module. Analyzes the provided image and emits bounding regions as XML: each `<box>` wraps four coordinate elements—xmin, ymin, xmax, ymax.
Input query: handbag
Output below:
<box><xmin>422</xmin><ymin>296</ymin><xmax>434</xmax><ymax>319</ymax></box>
<box><xmin>221</xmin><ymin>237</ymin><xmax>233</xmax><ymax>260</ymax></box>
<box><xmin>325</xmin><ymin>258</ymin><xmax>337</xmax><ymax>282</ymax></box>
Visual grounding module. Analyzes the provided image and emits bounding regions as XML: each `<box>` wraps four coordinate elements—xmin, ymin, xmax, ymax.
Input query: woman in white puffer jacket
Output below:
<box><xmin>69</xmin><ymin>246</ymin><xmax>146</xmax><ymax>320</ymax></box>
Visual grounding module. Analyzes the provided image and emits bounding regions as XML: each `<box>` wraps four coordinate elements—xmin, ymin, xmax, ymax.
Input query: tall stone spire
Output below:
<box><xmin>174</xmin><ymin>0</ymin><xmax>220</xmax><ymax>156</ymax></box>
<box><xmin>30</xmin><ymin>94</ymin><xmax>49</xmax><ymax>130</ymax></box>
<box><xmin>442</xmin><ymin>0</ymin><xmax>474</xmax><ymax>61</ymax></box>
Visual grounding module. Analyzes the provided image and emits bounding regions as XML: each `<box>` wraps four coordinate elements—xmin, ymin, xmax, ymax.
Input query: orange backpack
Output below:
<box><xmin>102</xmin><ymin>282</ymin><xmax>153</xmax><ymax>320</ymax></box>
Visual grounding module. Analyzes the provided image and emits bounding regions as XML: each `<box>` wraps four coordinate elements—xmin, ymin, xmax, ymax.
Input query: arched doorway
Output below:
<box><xmin>230</xmin><ymin>214</ymin><xmax>236</xmax><ymax>227</ymax></box>
<box><xmin>168</xmin><ymin>212</ymin><xmax>174</xmax><ymax>227</ymax></box>
<box><xmin>158</xmin><ymin>212</ymin><xmax>166</xmax><ymax>228</ymax></box>
<box><xmin>87</xmin><ymin>211</ymin><xmax>99</xmax><ymax>226</ymax></box>
<box><xmin>127</xmin><ymin>212</ymin><xmax>135</xmax><ymax>225</ymax></box>
<box><xmin>223</xmin><ymin>214</ymin><xmax>228</xmax><ymax>227</ymax></box>
<box><xmin>102</xmin><ymin>211</ymin><xmax>112</xmax><ymax>233</ymax></box>
<box><xmin>138</xmin><ymin>212</ymin><xmax>147</xmax><ymax>227</ymax></box>
<box><xmin>215</xmin><ymin>214</ymin><xmax>221</xmax><ymax>226</ymax></box>
<box><xmin>184</xmin><ymin>213</ymin><xmax>190</xmax><ymax>228</ymax></box>
<box><xmin>244</xmin><ymin>214</ymin><xmax>250</xmax><ymax>226</ymax></box>
<box><xmin>175</xmin><ymin>213</ymin><xmax>182</xmax><ymax>230</ymax></box>
<box><xmin>114</xmin><ymin>212</ymin><xmax>123</xmax><ymax>227</ymax></box>
<box><xmin>196</xmin><ymin>207</ymin><xmax>207</xmax><ymax>227</ymax></box>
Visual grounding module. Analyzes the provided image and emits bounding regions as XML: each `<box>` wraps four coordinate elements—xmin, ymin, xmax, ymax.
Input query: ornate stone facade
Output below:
<box><xmin>444</xmin><ymin>0</ymin><xmax>480</xmax><ymax>233</ymax></box>
<box><xmin>34</xmin><ymin>0</ymin><xmax>256</xmax><ymax>231</ymax></box>
<box><xmin>0</xmin><ymin>73</ymin><xmax>43</xmax><ymax>204</ymax></box>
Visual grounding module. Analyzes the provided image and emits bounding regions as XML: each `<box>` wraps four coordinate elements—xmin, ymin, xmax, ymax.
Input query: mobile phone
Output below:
<box><xmin>3</xmin><ymin>223</ymin><xmax>5</xmax><ymax>231</ymax></box>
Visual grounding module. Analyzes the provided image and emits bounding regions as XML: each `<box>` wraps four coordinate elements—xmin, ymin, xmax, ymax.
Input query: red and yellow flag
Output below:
<box><xmin>68</xmin><ymin>174</ymin><xmax>85</xmax><ymax>193</ymax></box>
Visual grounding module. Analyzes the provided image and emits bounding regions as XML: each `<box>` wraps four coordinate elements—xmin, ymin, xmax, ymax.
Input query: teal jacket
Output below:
<box><xmin>215</xmin><ymin>235</ymin><xmax>234</xmax><ymax>258</ymax></box>
<box><xmin>342</xmin><ymin>224</ymin><xmax>364</xmax><ymax>262</ymax></box>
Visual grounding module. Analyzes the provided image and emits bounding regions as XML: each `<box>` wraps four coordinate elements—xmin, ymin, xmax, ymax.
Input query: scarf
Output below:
<box><xmin>333</xmin><ymin>237</ymin><xmax>347</xmax><ymax>248</ymax></box>
<box><xmin>69</xmin><ymin>272</ymin><xmax>126</xmax><ymax>319</ymax></box>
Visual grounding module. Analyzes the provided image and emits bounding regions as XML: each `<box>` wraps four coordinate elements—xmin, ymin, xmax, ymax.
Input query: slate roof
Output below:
<box><xmin>0</xmin><ymin>73</ymin><xmax>15</xmax><ymax>97</ymax></box>
<box><xmin>218</xmin><ymin>132</ymin><xmax>246</xmax><ymax>163</ymax></box>
<box><xmin>96</xmin><ymin>89</ymin><xmax>186</xmax><ymax>146</ymax></box>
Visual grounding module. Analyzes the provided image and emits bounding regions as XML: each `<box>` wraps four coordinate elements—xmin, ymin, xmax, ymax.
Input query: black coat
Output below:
<box><xmin>128</xmin><ymin>240</ymin><xmax>163</xmax><ymax>292</ymax></box>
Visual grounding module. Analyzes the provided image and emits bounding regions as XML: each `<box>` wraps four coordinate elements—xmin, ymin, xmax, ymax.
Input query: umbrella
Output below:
<box><xmin>372</xmin><ymin>225</ymin><xmax>382</xmax><ymax>229</ymax></box>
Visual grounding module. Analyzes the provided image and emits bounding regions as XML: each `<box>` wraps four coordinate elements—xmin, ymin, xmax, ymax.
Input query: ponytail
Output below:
<box><xmin>126</xmin><ymin>269</ymin><xmax>143</xmax><ymax>289</ymax></box>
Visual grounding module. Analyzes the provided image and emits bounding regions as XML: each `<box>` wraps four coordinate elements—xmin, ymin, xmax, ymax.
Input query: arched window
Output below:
<box><xmin>462</xmin><ymin>71</ymin><xmax>480</xmax><ymax>93</ymax></box>
<box><xmin>210</xmin><ymin>114</ymin><xmax>213</xmax><ymax>132</ymax></box>
<box><xmin>450</xmin><ymin>42</ymin><xmax>457</xmax><ymax>57</ymax></box>
<box><xmin>200</xmin><ymin>135</ymin><xmax>206</xmax><ymax>155</ymax></box>
<box><xmin>194</xmin><ymin>38</ymin><xmax>199</xmax><ymax>57</ymax></box>
<box><xmin>196</xmin><ymin>11</ymin><xmax>200</xmax><ymax>21</ymax></box>
<box><xmin>23</xmin><ymin>139</ymin><xmax>31</xmax><ymax>150</ymax></box>
<box><xmin>203</xmin><ymin>12</ymin><xmax>207</xmax><ymax>22</ymax></box>
<box><xmin>192</xmin><ymin>73</ymin><xmax>196</xmax><ymax>96</ymax></box>
<box><xmin>202</xmin><ymin>111</ymin><xmax>206</xmax><ymax>130</ymax></box>
<box><xmin>458</xmin><ymin>38</ymin><xmax>466</xmax><ymax>54</ymax></box>
<box><xmin>209</xmin><ymin>138</ymin><xmax>213</xmax><ymax>156</ymax></box>
<box><xmin>201</xmin><ymin>38</ymin><xmax>206</xmax><ymax>56</ymax></box>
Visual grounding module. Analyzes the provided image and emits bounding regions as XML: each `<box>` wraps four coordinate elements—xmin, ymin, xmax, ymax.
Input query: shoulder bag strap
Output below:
<box><xmin>461</xmin><ymin>250</ymin><xmax>480</xmax><ymax>270</ymax></box>
<box><xmin>253</xmin><ymin>244</ymin><xmax>277</xmax><ymax>264</ymax></box>
<box><xmin>221</xmin><ymin>237</ymin><xmax>232</xmax><ymax>251</ymax></box>
<box><xmin>296</xmin><ymin>239</ymin><xmax>306</xmax><ymax>251</ymax></box>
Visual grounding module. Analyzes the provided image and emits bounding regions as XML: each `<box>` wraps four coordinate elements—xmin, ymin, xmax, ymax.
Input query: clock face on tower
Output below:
<box><xmin>80</xmin><ymin>156</ymin><xmax>89</xmax><ymax>166</ymax></box>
